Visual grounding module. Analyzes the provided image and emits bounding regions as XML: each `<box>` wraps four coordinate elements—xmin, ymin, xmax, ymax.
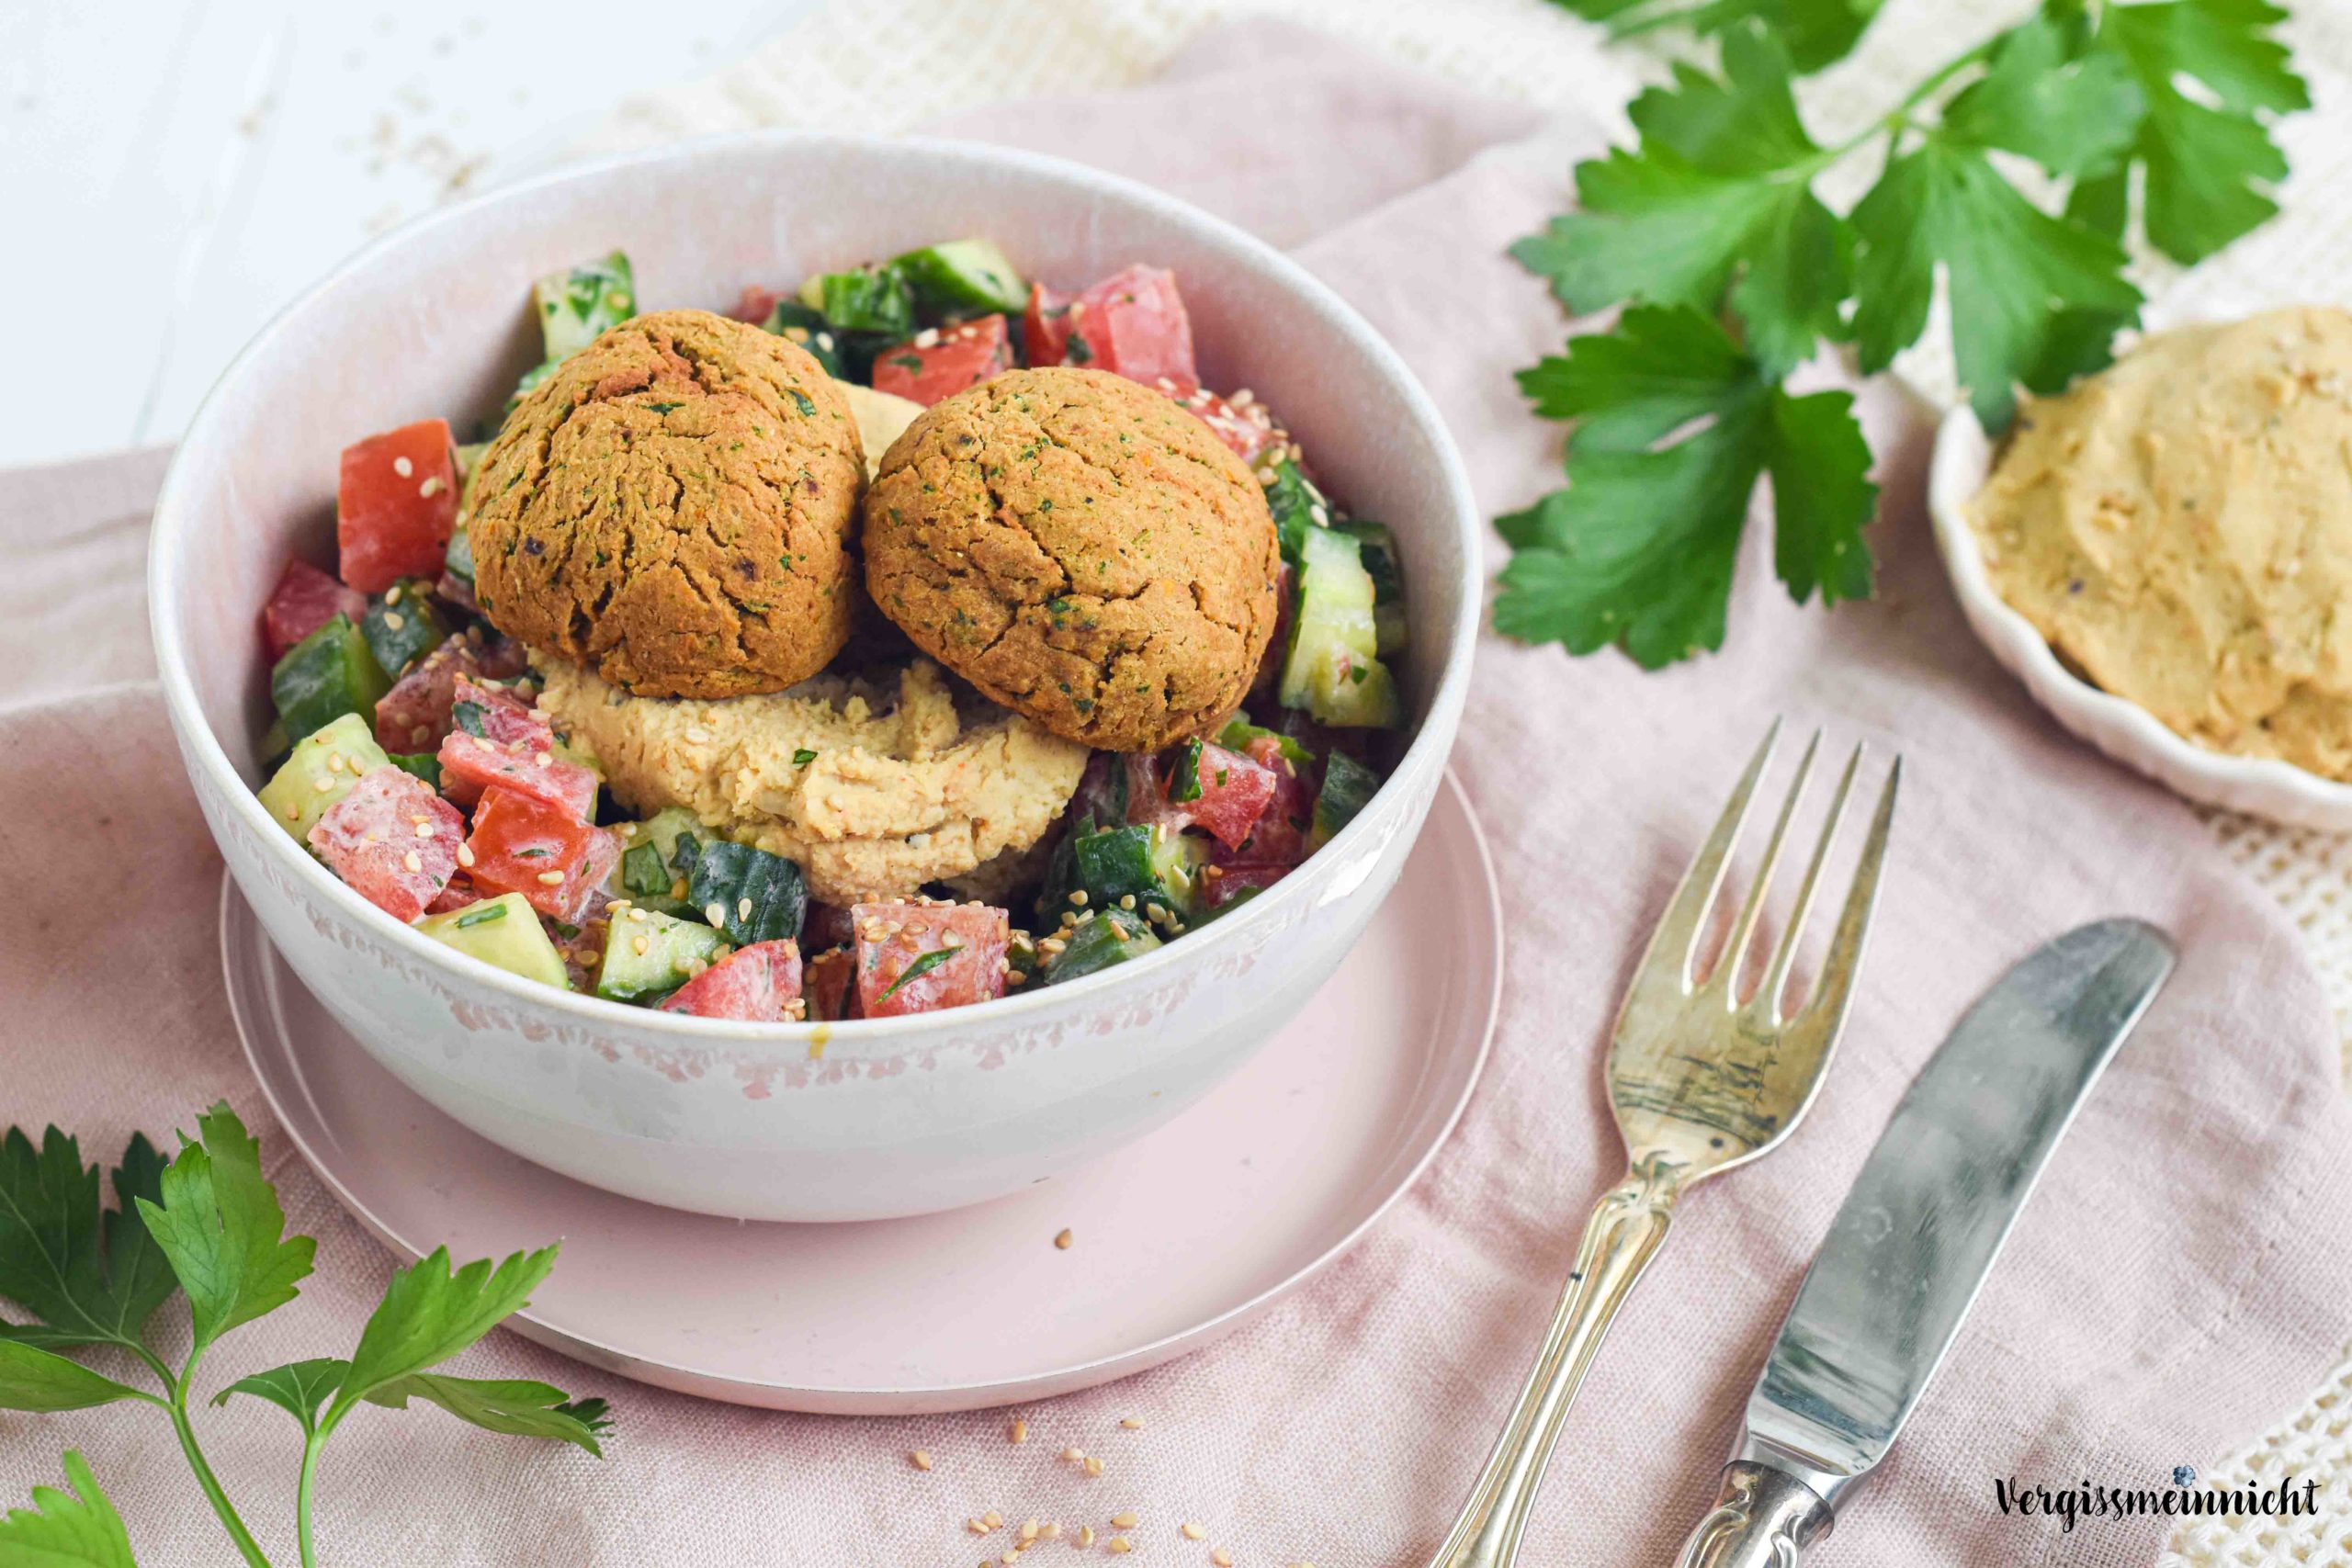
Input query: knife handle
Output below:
<box><xmin>1670</xmin><ymin>1461</ymin><xmax>1833</xmax><ymax>1568</ymax></box>
<box><xmin>1424</xmin><ymin>1156</ymin><xmax>1684</xmax><ymax>1568</ymax></box>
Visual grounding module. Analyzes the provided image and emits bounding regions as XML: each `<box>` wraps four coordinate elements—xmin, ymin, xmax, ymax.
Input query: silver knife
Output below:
<box><xmin>1670</xmin><ymin>918</ymin><xmax>2177</xmax><ymax>1567</ymax></box>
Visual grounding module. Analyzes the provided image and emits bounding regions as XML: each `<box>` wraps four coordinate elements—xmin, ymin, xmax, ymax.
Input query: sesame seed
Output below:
<box><xmin>1069</xmin><ymin>890</ymin><xmax>1089</xmax><ymax>907</ymax></box>
<box><xmin>1018</xmin><ymin>1521</ymin><xmax>1039</xmax><ymax>1543</ymax></box>
<box><xmin>1006</xmin><ymin>970</ymin><xmax>1027</xmax><ymax>986</ymax></box>
<box><xmin>1010</xmin><ymin>1419</ymin><xmax>1028</xmax><ymax>1444</ymax></box>
<box><xmin>910</xmin><ymin>1450</ymin><xmax>932</xmax><ymax>1471</ymax></box>
<box><xmin>1107</xmin><ymin>1539</ymin><xmax>1132</xmax><ymax>1555</ymax></box>
<box><xmin>1039</xmin><ymin>1523</ymin><xmax>1060</xmax><ymax>1540</ymax></box>
<box><xmin>419</xmin><ymin>476</ymin><xmax>443</xmax><ymax>498</ymax></box>
<box><xmin>1231</xmin><ymin>388</ymin><xmax>1255</xmax><ymax>407</ymax></box>
<box><xmin>982</xmin><ymin>1511</ymin><xmax>1003</xmax><ymax>1530</ymax></box>
<box><xmin>284</xmin><ymin>804</ymin><xmax>300</xmax><ymax>821</ymax></box>
<box><xmin>403</xmin><ymin>851</ymin><xmax>423</xmax><ymax>874</ymax></box>
<box><xmin>457</xmin><ymin>842</ymin><xmax>476</xmax><ymax>867</ymax></box>
<box><xmin>706</xmin><ymin>902</ymin><xmax>728</xmax><ymax>927</ymax></box>
<box><xmin>670</xmin><ymin>878</ymin><xmax>689</xmax><ymax>900</ymax></box>
<box><xmin>410</xmin><ymin>726</ymin><xmax>431</xmax><ymax>746</ymax></box>
<box><xmin>382</xmin><ymin>610</ymin><xmax>406</xmax><ymax>631</ymax></box>
<box><xmin>385</xmin><ymin>583</ymin><xmax>404</xmax><ymax>605</ymax></box>
<box><xmin>738</xmin><ymin>897</ymin><xmax>753</xmax><ymax>920</ymax></box>
<box><xmin>532</xmin><ymin>751</ymin><xmax>553</xmax><ymax>769</ymax></box>
<box><xmin>393</xmin><ymin>455</ymin><xmax>413</xmax><ymax>478</ymax></box>
<box><xmin>967</xmin><ymin>1519</ymin><xmax>989</xmax><ymax>1536</ymax></box>
<box><xmin>415</xmin><ymin>821</ymin><xmax>435</xmax><ymax>838</ymax></box>
<box><xmin>914</xmin><ymin>327</ymin><xmax>941</xmax><ymax>348</ymax></box>
<box><xmin>1078</xmin><ymin>1529</ymin><xmax>1096</xmax><ymax>1549</ymax></box>
<box><xmin>1213</xmin><ymin>1552</ymin><xmax>1233</xmax><ymax>1566</ymax></box>
<box><xmin>1061</xmin><ymin>1448</ymin><xmax>1085</xmax><ymax>1462</ymax></box>
<box><xmin>1182</xmin><ymin>1522</ymin><xmax>1205</xmax><ymax>1540</ymax></box>
<box><xmin>1084</xmin><ymin>1457</ymin><xmax>1104</xmax><ymax>1477</ymax></box>
<box><xmin>1119</xmin><ymin>1417</ymin><xmax>1143</xmax><ymax>1430</ymax></box>
<box><xmin>312</xmin><ymin>775</ymin><xmax>335</xmax><ymax>793</ymax></box>
<box><xmin>537</xmin><ymin>870</ymin><xmax>567</xmax><ymax>886</ymax></box>
<box><xmin>1118</xmin><ymin>894</ymin><xmax>1136</xmax><ymax>910</ymax></box>
<box><xmin>1111</xmin><ymin>1512</ymin><xmax>1139</xmax><ymax>1529</ymax></box>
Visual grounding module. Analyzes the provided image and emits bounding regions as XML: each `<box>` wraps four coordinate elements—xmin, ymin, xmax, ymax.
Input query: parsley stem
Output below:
<box><xmin>297</xmin><ymin>1432</ymin><xmax>326</xmax><ymax>1568</ymax></box>
<box><xmin>165</xmin><ymin>1369</ymin><xmax>275</xmax><ymax>1568</ymax></box>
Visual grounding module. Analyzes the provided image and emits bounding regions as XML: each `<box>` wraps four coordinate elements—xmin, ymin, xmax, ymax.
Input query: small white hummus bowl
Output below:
<box><xmin>149</xmin><ymin>132</ymin><xmax>1481</xmax><ymax>1222</ymax></box>
<box><xmin>1929</xmin><ymin>401</ymin><xmax>2352</xmax><ymax>829</ymax></box>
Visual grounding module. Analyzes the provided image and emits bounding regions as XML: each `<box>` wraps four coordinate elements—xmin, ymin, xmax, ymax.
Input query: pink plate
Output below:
<box><xmin>223</xmin><ymin>775</ymin><xmax>1499</xmax><ymax>1415</ymax></box>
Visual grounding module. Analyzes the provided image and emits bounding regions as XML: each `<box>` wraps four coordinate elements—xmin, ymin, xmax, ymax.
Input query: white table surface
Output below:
<box><xmin>1</xmin><ymin>0</ymin><xmax>817</xmax><ymax>471</ymax></box>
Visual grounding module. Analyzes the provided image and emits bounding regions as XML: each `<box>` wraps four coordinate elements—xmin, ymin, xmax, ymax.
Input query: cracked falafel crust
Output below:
<box><xmin>863</xmin><ymin>367</ymin><xmax>1281</xmax><ymax>752</ymax></box>
<box><xmin>469</xmin><ymin>309</ymin><xmax>866</xmax><ymax>701</ymax></box>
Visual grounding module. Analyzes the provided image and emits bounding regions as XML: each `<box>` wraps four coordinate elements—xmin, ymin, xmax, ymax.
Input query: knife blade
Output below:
<box><xmin>1671</xmin><ymin>918</ymin><xmax>2176</xmax><ymax>1568</ymax></box>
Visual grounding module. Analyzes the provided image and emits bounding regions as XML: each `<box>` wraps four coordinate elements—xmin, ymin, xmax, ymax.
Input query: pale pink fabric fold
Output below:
<box><xmin>5</xmin><ymin>21</ymin><xmax>2350</xmax><ymax>1567</ymax></box>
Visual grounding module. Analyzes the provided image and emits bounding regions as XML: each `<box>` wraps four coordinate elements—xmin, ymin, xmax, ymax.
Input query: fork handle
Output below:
<box><xmin>1424</xmin><ymin>1155</ymin><xmax>1687</xmax><ymax>1568</ymax></box>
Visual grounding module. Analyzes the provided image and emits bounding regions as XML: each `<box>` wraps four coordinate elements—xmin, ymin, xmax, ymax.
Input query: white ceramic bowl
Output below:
<box><xmin>150</xmin><ymin>133</ymin><xmax>1480</xmax><ymax>1223</ymax></box>
<box><xmin>1930</xmin><ymin>403</ymin><xmax>2352</xmax><ymax>829</ymax></box>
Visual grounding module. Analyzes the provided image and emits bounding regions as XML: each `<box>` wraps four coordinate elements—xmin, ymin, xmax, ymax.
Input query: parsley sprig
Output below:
<box><xmin>0</xmin><ymin>1105</ymin><xmax>605</xmax><ymax>1566</ymax></box>
<box><xmin>1501</xmin><ymin>0</ymin><xmax>2305</xmax><ymax>667</ymax></box>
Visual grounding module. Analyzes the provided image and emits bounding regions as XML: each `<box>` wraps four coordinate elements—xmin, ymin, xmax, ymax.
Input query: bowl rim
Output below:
<box><xmin>1928</xmin><ymin>399</ymin><xmax>2352</xmax><ymax>829</ymax></box>
<box><xmin>148</xmin><ymin>129</ymin><xmax>1485</xmax><ymax>1052</ymax></box>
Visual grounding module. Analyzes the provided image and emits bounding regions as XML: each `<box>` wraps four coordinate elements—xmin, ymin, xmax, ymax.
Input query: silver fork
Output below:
<box><xmin>1424</xmin><ymin>724</ymin><xmax>1900</xmax><ymax>1568</ymax></box>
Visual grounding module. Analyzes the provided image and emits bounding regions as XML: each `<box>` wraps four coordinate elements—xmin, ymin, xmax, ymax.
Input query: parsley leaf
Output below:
<box><xmin>0</xmin><ymin>1127</ymin><xmax>178</xmax><ymax>1350</ymax></box>
<box><xmin>1546</xmin><ymin>0</ymin><xmax>1888</xmax><ymax>73</ymax></box>
<box><xmin>321</xmin><ymin>1244</ymin><xmax>559</xmax><ymax>1434</ymax></box>
<box><xmin>212</xmin><ymin>1357</ymin><xmax>348</xmax><ymax>1434</ymax></box>
<box><xmin>363</xmin><ymin>1373</ymin><xmax>611</xmax><ymax>1456</ymax></box>
<box><xmin>136</xmin><ymin>1103</ymin><xmax>315</xmax><ymax>1355</ymax></box>
<box><xmin>0</xmin><ymin>1452</ymin><xmax>136</xmax><ymax>1568</ymax></box>
<box><xmin>2091</xmin><ymin>0</ymin><xmax>2309</xmax><ymax>262</ymax></box>
<box><xmin>1849</xmin><ymin>139</ymin><xmax>2142</xmax><ymax>427</ymax></box>
<box><xmin>879</xmin><ymin>947</ymin><xmax>964</xmax><ymax>1001</ymax></box>
<box><xmin>0</xmin><ymin>1339</ymin><xmax>149</xmax><ymax>1412</ymax></box>
<box><xmin>1495</xmin><ymin>306</ymin><xmax>1875</xmax><ymax>666</ymax></box>
<box><xmin>1511</xmin><ymin>25</ymin><xmax>1849</xmax><ymax>374</ymax></box>
<box><xmin>1940</xmin><ymin>16</ymin><xmax>2144</xmax><ymax>177</ymax></box>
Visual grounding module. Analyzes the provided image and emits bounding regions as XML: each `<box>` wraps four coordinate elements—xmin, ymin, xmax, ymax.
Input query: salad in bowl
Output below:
<box><xmin>252</xmin><ymin>239</ymin><xmax>1410</xmax><ymax>1027</ymax></box>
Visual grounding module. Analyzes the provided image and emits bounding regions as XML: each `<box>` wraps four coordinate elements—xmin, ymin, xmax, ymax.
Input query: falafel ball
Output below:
<box><xmin>863</xmin><ymin>367</ymin><xmax>1282</xmax><ymax>752</ymax></box>
<box><xmin>469</xmin><ymin>309</ymin><xmax>865</xmax><ymax>700</ymax></box>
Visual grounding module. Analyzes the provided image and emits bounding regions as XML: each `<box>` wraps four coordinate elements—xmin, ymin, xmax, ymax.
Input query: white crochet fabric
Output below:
<box><xmin>584</xmin><ymin>3</ymin><xmax>2352</xmax><ymax>1560</ymax></box>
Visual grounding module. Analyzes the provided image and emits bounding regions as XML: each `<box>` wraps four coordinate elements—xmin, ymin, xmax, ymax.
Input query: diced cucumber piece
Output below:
<box><xmin>891</xmin><ymin>239</ymin><xmax>1026</xmax><ymax>318</ymax></box>
<box><xmin>760</xmin><ymin>299</ymin><xmax>849</xmax><ymax>378</ymax></box>
<box><xmin>259</xmin><ymin>716</ymin><xmax>291</xmax><ymax>775</ymax></box>
<box><xmin>1216</xmin><ymin>713</ymin><xmax>1314</xmax><ymax>768</ymax></box>
<box><xmin>360</xmin><ymin>581</ymin><xmax>448</xmax><ymax>678</ymax></box>
<box><xmin>602</xmin><ymin>809</ymin><xmax>698</xmax><ymax>917</ymax></box>
<box><xmin>1312</xmin><ymin>750</ymin><xmax>1380</xmax><ymax>848</ymax></box>
<box><xmin>798</xmin><ymin>265</ymin><xmax>914</xmax><ymax>337</ymax></box>
<box><xmin>1280</xmin><ymin>527</ymin><xmax>1401</xmax><ymax>728</ymax></box>
<box><xmin>418</xmin><ymin>894</ymin><xmax>571</xmax><ymax>990</ymax></box>
<box><xmin>1005</xmin><ymin>931</ymin><xmax>1040</xmax><ymax>990</ymax></box>
<box><xmin>534</xmin><ymin>251</ymin><xmax>635</xmax><ymax>361</ymax></box>
<box><xmin>685</xmin><ymin>840</ymin><xmax>808</xmax><ymax>946</ymax></box>
<box><xmin>257</xmin><ymin>713</ymin><xmax>393</xmax><ymax>843</ymax></box>
<box><xmin>1337</xmin><ymin>519</ymin><xmax>1408</xmax><ymax>657</ymax></box>
<box><xmin>271</xmin><ymin>615</ymin><xmax>391</xmax><ymax>745</ymax></box>
<box><xmin>1261</xmin><ymin>458</ymin><xmax>1329</xmax><ymax>565</ymax></box>
<box><xmin>595</xmin><ymin>908</ymin><xmax>725</xmax><ymax>1002</ymax></box>
<box><xmin>1042</xmin><ymin>909</ymin><xmax>1161</xmax><ymax>985</ymax></box>
<box><xmin>1069</xmin><ymin>823</ymin><xmax>1199</xmax><ymax>918</ymax></box>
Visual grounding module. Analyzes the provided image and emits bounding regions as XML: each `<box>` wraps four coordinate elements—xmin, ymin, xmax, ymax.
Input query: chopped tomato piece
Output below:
<box><xmin>263</xmin><ymin>559</ymin><xmax>367</xmax><ymax>664</ymax></box>
<box><xmin>1023</xmin><ymin>281</ymin><xmax>1076</xmax><ymax>367</ymax></box>
<box><xmin>1210</xmin><ymin>736</ymin><xmax>1317</xmax><ymax>867</ymax></box>
<box><xmin>437</xmin><ymin>730</ymin><xmax>596</xmax><ymax>818</ymax></box>
<box><xmin>306</xmin><ymin>766</ymin><xmax>463</xmax><ymax>921</ymax></box>
<box><xmin>804</xmin><ymin>947</ymin><xmax>859</xmax><ymax>1021</ymax></box>
<box><xmin>338</xmin><ymin>419</ymin><xmax>458</xmax><ymax>594</ymax></box>
<box><xmin>852</xmin><ymin>900</ymin><xmax>1010</xmax><ymax>1018</ymax></box>
<box><xmin>451</xmin><ymin>673</ymin><xmax>553</xmax><ymax>750</ymax></box>
<box><xmin>1159</xmin><ymin>741</ymin><xmax>1279</xmax><ymax>851</ymax></box>
<box><xmin>424</xmin><ymin>873</ymin><xmax>477</xmax><ymax>916</ymax></box>
<box><xmin>870</xmin><ymin>313</ymin><xmax>1012</xmax><ymax>406</ymax></box>
<box><xmin>463</xmin><ymin>787</ymin><xmax>612</xmax><ymax>920</ymax></box>
<box><xmin>658</xmin><ymin>940</ymin><xmax>805</xmax><ymax>1021</ymax></box>
<box><xmin>730</xmin><ymin>285</ymin><xmax>781</xmax><ymax>323</ymax></box>
<box><xmin>1173</xmin><ymin>384</ymin><xmax>1285</xmax><ymax>467</ymax></box>
<box><xmin>1031</xmin><ymin>265</ymin><xmax>1195</xmax><ymax>387</ymax></box>
<box><xmin>375</xmin><ymin>642</ymin><xmax>485</xmax><ymax>752</ymax></box>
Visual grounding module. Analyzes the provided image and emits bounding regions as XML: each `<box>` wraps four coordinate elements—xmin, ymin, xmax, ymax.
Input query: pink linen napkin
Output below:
<box><xmin>6</xmin><ymin>21</ymin><xmax>2352</xmax><ymax>1567</ymax></box>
